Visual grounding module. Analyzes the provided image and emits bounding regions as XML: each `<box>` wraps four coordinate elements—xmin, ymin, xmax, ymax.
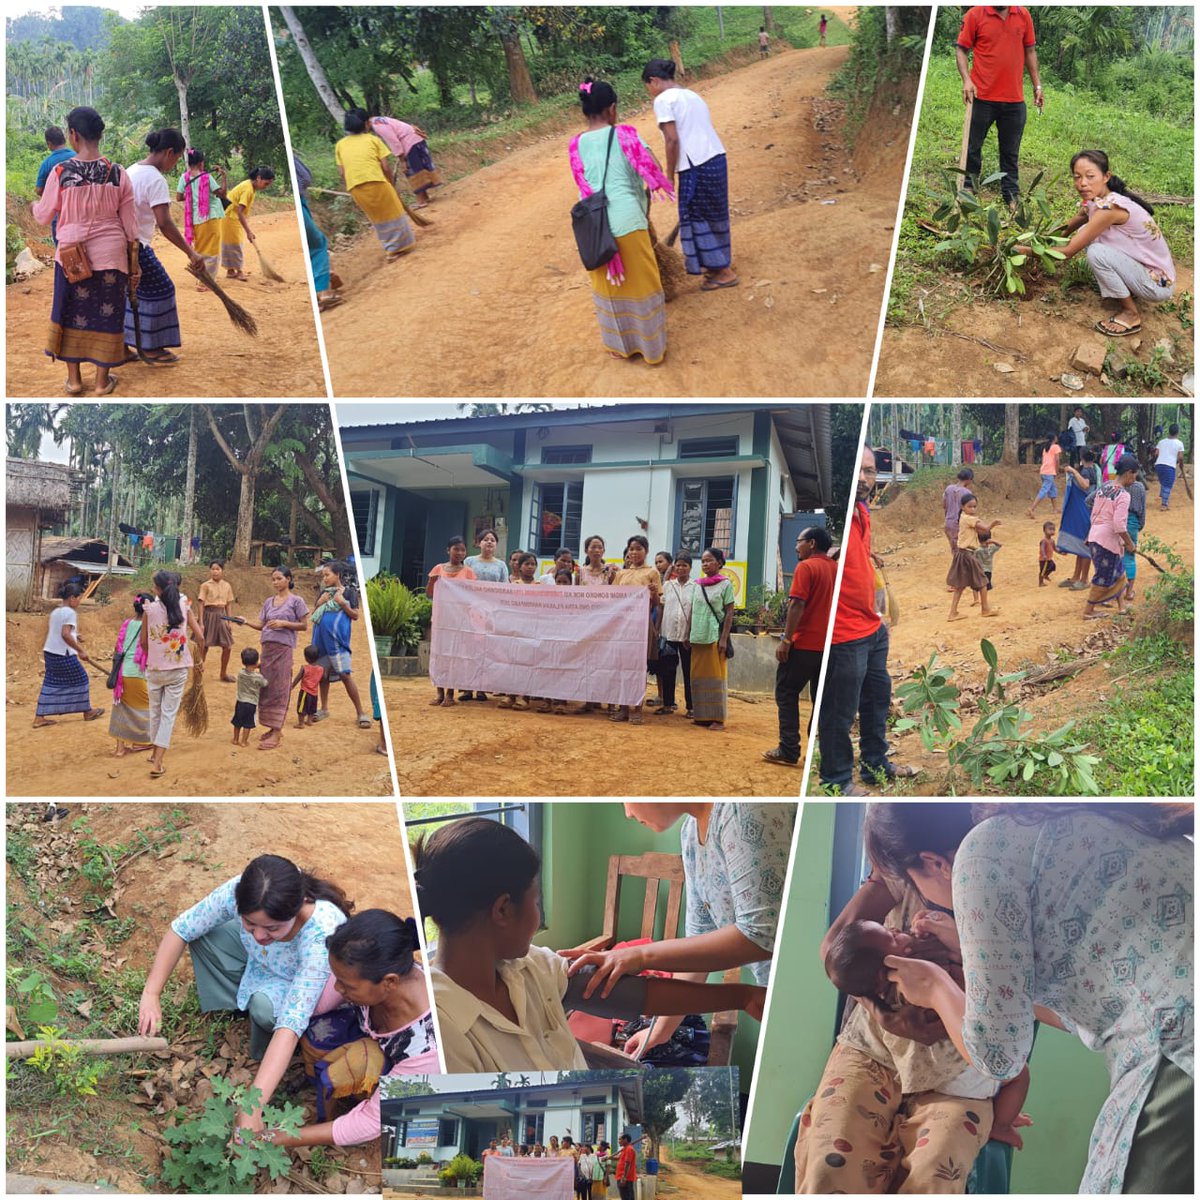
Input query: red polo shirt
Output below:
<box><xmin>957</xmin><ymin>6</ymin><xmax>1036</xmax><ymax>103</ymax></box>
<box><xmin>789</xmin><ymin>553</ymin><xmax>837</xmax><ymax>650</ymax></box>
<box><xmin>616</xmin><ymin>1145</ymin><xmax>637</xmax><ymax>1182</ymax></box>
<box><xmin>831</xmin><ymin>502</ymin><xmax>882</xmax><ymax>645</ymax></box>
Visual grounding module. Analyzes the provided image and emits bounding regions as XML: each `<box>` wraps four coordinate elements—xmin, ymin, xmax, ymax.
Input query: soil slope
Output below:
<box><xmin>5</xmin><ymin>207</ymin><xmax>327</xmax><ymax>398</ymax></box>
<box><xmin>6</xmin><ymin>564</ymin><xmax>392</xmax><ymax>797</ymax></box>
<box><xmin>320</xmin><ymin>45</ymin><xmax>908</xmax><ymax>397</ymax></box>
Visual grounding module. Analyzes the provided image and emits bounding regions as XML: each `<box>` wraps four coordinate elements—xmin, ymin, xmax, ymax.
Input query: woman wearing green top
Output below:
<box><xmin>685</xmin><ymin>546</ymin><xmax>735</xmax><ymax>730</ymax></box>
<box><xmin>176</xmin><ymin>148</ymin><xmax>226</xmax><ymax>288</ymax></box>
<box><xmin>108</xmin><ymin>592</ymin><xmax>152</xmax><ymax>755</ymax></box>
<box><xmin>568</xmin><ymin>78</ymin><xmax>675</xmax><ymax>364</ymax></box>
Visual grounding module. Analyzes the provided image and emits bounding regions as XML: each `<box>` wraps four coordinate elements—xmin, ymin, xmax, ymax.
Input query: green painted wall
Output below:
<box><xmin>743</xmin><ymin>803</ymin><xmax>1115</xmax><ymax>1194</ymax></box>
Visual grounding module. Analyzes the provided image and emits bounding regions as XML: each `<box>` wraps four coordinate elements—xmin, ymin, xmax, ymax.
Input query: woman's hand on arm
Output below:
<box><xmin>240</xmin><ymin>1027</ymin><xmax>300</xmax><ymax>1120</ymax></box>
<box><xmin>884</xmin><ymin>955</ymin><xmax>970</xmax><ymax>1060</ymax></box>
<box><xmin>139</xmin><ymin>929</ymin><xmax>188</xmax><ymax>1035</ymax></box>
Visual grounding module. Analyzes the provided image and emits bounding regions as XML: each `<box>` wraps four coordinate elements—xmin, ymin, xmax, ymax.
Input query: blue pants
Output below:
<box><xmin>1155</xmin><ymin>463</ymin><xmax>1177</xmax><ymax>506</ymax></box>
<box><xmin>1036</xmin><ymin>474</ymin><xmax>1058</xmax><ymax>501</ymax></box>
<box><xmin>817</xmin><ymin>623</ymin><xmax>893</xmax><ymax>789</ymax></box>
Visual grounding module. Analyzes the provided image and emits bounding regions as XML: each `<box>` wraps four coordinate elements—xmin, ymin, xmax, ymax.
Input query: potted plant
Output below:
<box><xmin>365</xmin><ymin>574</ymin><xmax>423</xmax><ymax>657</ymax></box>
<box><xmin>443</xmin><ymin>1154</ymin><xmax>480</xmax><ymax>1191</ymax></box>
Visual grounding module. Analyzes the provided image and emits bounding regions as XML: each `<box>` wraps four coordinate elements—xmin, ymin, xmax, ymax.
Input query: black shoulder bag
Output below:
<box><xmin>570</xmin><ymin>125</ymin><xmax>618</xmax><ymax>271</ymax></box>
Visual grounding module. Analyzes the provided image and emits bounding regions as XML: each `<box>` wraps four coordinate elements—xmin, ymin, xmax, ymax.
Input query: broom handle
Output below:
<box><xmin>959</xmin><ymin>98</ymin><xmax>973</xmax><ymax>176</ymax></box>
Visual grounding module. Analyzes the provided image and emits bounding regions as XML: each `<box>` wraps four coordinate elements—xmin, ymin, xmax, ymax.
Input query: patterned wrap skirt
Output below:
<box><xmin>1087</xmin><ymin>542</ymin><xmax>1127</xmax><ymax>604</ymax></box>
<box><xmin>46</xmin><ymin>264</ymin><xmax>128</xmax><ymax>367</ymax></box>
<box><xmin>677</xmin><ymin>153</ymin><xmax>732</xmax><ymax>274</ymax></box>
<box><xmin>37</xmin><ymin>651</ymin><xmax>92</xmax><ymax>716</ymax></box>
<box><xmin>946</xmin><ymin>547</ymin><xmax>987</xmax><ymax>592</ymax></box>
<box><xmin>258</xmin><ymin>640</ymin><xmax>293</xmax><ymax>730</ymax></box>
<box><xmin>690</xmin><ymin>640</ymin><xmax>728</xmax><ymax>723</ymax></box>
<box><xmin>193</xmin><ymin>218</ymin><xmax>221</xmax><ymax>277</ymax></box>
<box><xmin>220</xmin><ymin>210</ymin><xmax>247</xmax><ymax>270</ymax></box>
<box><xmin>109</xmin><ymin>675</ymin><xmax>150</xmax><ymax>743</ymax></box>
<box><xmin>124</xmin><ymin>243</ymin><xmax>180</xmax><ymax>351</ymax></box>
<box><xmin>587</xmin><ymin>229</ymin><xmax>667</xmax><ymax>364</ymax></box>
<box><xmin>202</xmin><ymin>606</ymin><xmax>234</xmax><ymax>649</ymax></box>
<box><xmin>351</xmin><ymin>180</ymin><xmax>416</xmax><ymax>257</ymax></box>
<box><xmin>405</xmin><ymin>140</ymin><xmax>442</xmax><ymax>197</ymax></box>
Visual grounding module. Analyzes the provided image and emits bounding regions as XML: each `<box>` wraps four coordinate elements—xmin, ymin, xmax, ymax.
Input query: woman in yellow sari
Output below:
<box><xmin>220</xmin><ymin>166</ymin><xmax>275</xmax><ymax>281</ymax></box>
<box><xmin>335</xmin><ymin>108</ymin><xmax>415</xmax><ymax>263</ymax></box>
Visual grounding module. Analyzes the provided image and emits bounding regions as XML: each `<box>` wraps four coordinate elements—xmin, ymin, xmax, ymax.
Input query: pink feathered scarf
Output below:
<box><xmin>569</xmin><ymin>124</ymin><xmax>675</xmax><ymax>285</ymax></box>
<box><xmin>181</xmin><ymin>157</ymin><xmax>210</xmax><ymax>246</ymax></box>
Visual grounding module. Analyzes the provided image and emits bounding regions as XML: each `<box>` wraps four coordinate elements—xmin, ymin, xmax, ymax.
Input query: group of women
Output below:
<box><xmin>35</xmin><ymin>559</ymin><xmax>370</xmax><ymax>773</ymax></box>
<box><xmin>796</xmin><ymin>801</ymin><xmax>1193</xmax><ymax>1195</ymax></box>
<box><xmin>139</xmin><ymin>853</ymin><xmax>436</xmax><ymax>1148</ymax></box>
<box><xmin>32</xmin><ymin>106</ymin><xmax>274</xmax><ymax>394</ymax></box>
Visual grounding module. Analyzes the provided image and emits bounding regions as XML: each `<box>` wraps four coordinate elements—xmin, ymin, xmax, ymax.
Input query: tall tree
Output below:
<box><xmin>279</xmin><ymin>5</ymin><xmax>346</xmax><ymax>125</ymax></box>
<box><xmin>950</xmin><ymin>405</ymin><xmax>962</xmax><ymax>466</ymax></box>
<box><xmin>491</xmin><ymin>10</ymin><xmax>537</xmax><ymax>104</ymax></box>
<box><xmin>1001</xmin><ymin>404</ymin><xmax>1020</xmax><ymax>466</ymax></box>
<box><xmin>153</xmin><ymin>7</ymin><xmax>221</xmax><ymax>146</ymax></box>
<box><xmin>182</xmin><ymin>406</ymin><xmax>198</xmax><ymax>564</ymax></box>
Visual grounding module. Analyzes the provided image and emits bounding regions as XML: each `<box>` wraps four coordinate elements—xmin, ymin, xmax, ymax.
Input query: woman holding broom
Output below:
<box><xmin>220</xmin><ymin>166</ymin><xmax>276</xmax><ymax>281</ymax></box>
<box><xmin>32</xmin><ymin>582</ymin><xmax>106</xmax><ymax>728</ymax></box>
<box><xmin>139</xmin><ymin>570</ymin><xmax>206</xmax><ymax>778</ymax></box>
<box><xmin>568</xmin><ymin>79</ymin><xmax>674</xmax><ymax>365</ymax></box>
<box><xmin>335</xmin><ymin>109</ymin><xmax>416</xmax><ymax>263</ymax></box>
<box><xmin>368</xmin><ymin>113</ymin><xmax>442</xmax><ymax>207</ymax></box>
<box><xmin>124</xmin><ymin>128</ymin><xmax>207</xmax><ymax>365</ymax></box>
<box><xmin>108</xmin><ymin>591</ymin><xmax>152</xmax><ymax>757</ymax></box>
<box><xmin>238</xmin><ymin>567</ymin><xmax>310</xmax><ymax>751</ymax></box>
<box><xmin>176</xmin><ymin>147</ymin><xmax>227</xmax><ymax>290</ymax></box>
<box><xmin>31</xmin><ymin>105</ymin><xmax>139</xmax><ymax>397</ymax></box>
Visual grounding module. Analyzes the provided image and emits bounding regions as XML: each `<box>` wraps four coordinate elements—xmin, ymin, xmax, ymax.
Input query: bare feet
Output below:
<box><xmin>981</xmin><ymin>609</ymin><xmax>1000</xmax><ymax>617</ymax></box>
<box><xmin>948</xmin><ymin>613</ymin><xmax>967</xmax><ymax>622</ymax></box>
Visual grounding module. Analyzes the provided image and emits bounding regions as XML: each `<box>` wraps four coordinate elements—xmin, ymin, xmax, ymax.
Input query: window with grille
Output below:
<box><xmin>523</xmin><ymin>1112</ymin><xmax>545</xmax><ymax>1145</ymax></box>
<box><xmin>528</xmin><ymin>481</ymin><xmax>583</xmax><ymax>557</ymax></box>
<box><xmin>350</xmin><ymin>488</ymin><xmax>378</xmax><ymax>556</ymax></box>
<box><xmin>678</xmin><ymin>436</ymin><xmax>739</xmax><ymax>459</ymax></box>
<box><xmin>582</xmin><ymin>1111</ymin><xmax>608</xmax><ymax>1146</ymax></box>
<box><xmin>542</xmin><ymin>445</ymin><xmax>592</xmax><ymax>465</ymax></box>
<box><xmin>675</xmin><ymin>477</ymin><xmax>736</xmax><ymax>557</ymax></box>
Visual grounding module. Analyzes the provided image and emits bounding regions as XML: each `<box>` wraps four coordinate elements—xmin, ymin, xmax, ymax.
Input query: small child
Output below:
<box><xmin>292</xmin><ymin>643</ymin><xmax>324</xmax><ymax>728</ymax></box>
<box><xmin>969</xmin><ymin>529</ymin><xmax>1002</xmax><ymax>603</ymax></box>
<box><xmin>231</xmin><ymin>646</ymin><xmax>267</xmax><ymax>746</ymax></box>
<box><xmin>538</xmin><ymin>547</ymin><xmax>577</xmax><ymax>586</ymax></box>
<box><xmin>1038</xmin><ymin>521</ymin><xmax>1059</xmax><ymax>586</ymax></box>
<box><xmin>947</xmin><ymin>494</ymin><xmax>1001</xmax><ymax>620</ymax></box>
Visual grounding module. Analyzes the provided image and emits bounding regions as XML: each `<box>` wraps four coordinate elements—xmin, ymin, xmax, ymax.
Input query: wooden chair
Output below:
<box><xmin>567</xmin><ymin>851</ymin><xmax>740</xmax><ymax>1067</ymax></box>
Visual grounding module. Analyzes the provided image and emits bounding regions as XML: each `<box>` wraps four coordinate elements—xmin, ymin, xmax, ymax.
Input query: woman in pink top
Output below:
<box><xmin>1082</xmin><ymin>454</ymin><xmax>1138</xmax><ymax>619</ymax></box>
<box><xmin>31</xmin><ymin>105</ymin><xmax>139</xmax><ymax>396</ymax></box>
<box><xmin>368</xmin><ymin>114</ymin><xmax>442</xmax><ymax>207</ymax></box>
<box><xmin>1026</xmin><ymin>433</ymin><xmax>1063</xmax><ymax>519</ymax></box>
<box><xmin>139</xmin><ymin>570</ymin><xmax>206</xmax><ymax>778</ymax></box>
<box><xmin>1019</xmin><ymin>150</ymin><xmax>1175</xmax><ymax>338</ymax></box>
<box><xmin>266</xmin><ymin>910</ymin><xmax>438</xmax><ymax>1148</ymax></box>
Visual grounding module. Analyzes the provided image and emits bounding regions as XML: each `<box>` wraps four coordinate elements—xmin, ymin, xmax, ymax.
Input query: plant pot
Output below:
<box><xmin>373</xmin><ymin>633</ymin><xmax>395</xmax><ymax>658</ymax></box>
<box><xmin>457</xmin><ymin>1181</ymin><xmax>467</xmax><ymax>1190</ymax></box>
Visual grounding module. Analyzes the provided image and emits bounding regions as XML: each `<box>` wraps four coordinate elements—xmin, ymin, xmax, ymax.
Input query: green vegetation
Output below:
<box><xmin>365</xmin><ymin>574</ymin><xmax>431</xmax><ymax>651</ymax></box>
<box><xmin>669</xmin><ymin>1142</ymin><xmax>742</xmax><ymax>1180</ymax></box>
<box><xmin>438</xmin><ymin>1153</ymin><xmax>484</xmax><ymax>1186</ymax></box>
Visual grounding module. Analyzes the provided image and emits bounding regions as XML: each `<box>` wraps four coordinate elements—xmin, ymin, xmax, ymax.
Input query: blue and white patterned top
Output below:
<box><xmin>953</xmin><ymin>812</ymin><xmax>1193</xmax><ymax>1194</ymax></box>
<box><xmin>171</xmin><ymin>875</ymin><xmax>347</xmax><ymax>1037</ymax></box>
<box><xmin>682</xmin><ymin>803</ymin><xmax>796</xmax><ymax>986</ymax></box>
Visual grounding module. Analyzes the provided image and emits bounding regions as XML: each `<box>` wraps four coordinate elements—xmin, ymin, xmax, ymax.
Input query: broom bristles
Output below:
<box><xmin>649</xmin><ymin>217</ymin><xmax>687</xmax><ymax>303</ymax></box>
<box><xmin>181</xmin><ymin>663</ymin><xmax>209</xmax><ymax>737</ymax></box>
<box><xmin>187</xmin><ymin>262</ymin><xmax>259</xmax><ymax>336</ymax></box>
<box><xmin>254</xmin><ymin>243</ymin><xmax>286</xmax><ymax>282</ymax></box>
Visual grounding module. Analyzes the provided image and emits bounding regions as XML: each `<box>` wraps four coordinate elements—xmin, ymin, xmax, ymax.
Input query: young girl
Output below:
<box><xmin>458</xmin><ymin>529</ymin><xmax>507</xmax><ymax>701</ymax></box>
<box><xmin>578</xmin><ymin>535</ymin><xmax>616</xmax><ymax>586</ymax></box>
<box><xmin>610</xmin><ymin>535</ymin><xmax>661</xmax><ymax>725</ymax></box>
<box><xmin>687</xmin><ymin>547</ymin><xmax>735</xmax><ymax>731</ymax></box>
<box><xmin>539</xmin><ymin>547</ymin><xmax>577</xmax><ymax>586</ymax></box>
<box><xmin>138</xmin><ymin>855</ymin><xmax>351</xmax><ymax>1134</ymax></box>
<box><xmin>310</xmin><ymin>559</ymin><xmax>368</xmax><ymax>726</ymax></box>
<box><xmin>292</xmin><ymin>643</ymin><xmax>324</xmax><ymax>728</ymax></box>
<box><xmin>416</xmin><ymin>818</ymin><xmax>765</xmax><ymax>1072</ymax></box>
<box><xmin>498</xmin><ymin>553</ymin><xmax>540</xmax><ymax>711</ymax></box>
<box><xmin>197</xmin><ymin>559</ymin><xmax>235</xmax><ymax>681</ymax></box>
<box><xmin>426</xmin><ymin>537</ymin><xmax>477</xmax><ymax>706</ymax></box>
<box><xmin>220</xmin><ymin>166</ymin><xmax>275</xmax><ymax>280</ymax></box>
<box><xmin>1025</xmin><ymin>433</ymin><xmax>1063</xmax><ymax>519</ymax></box>
<box><xmin>336</xmin><ymin>108</ymin><xmax>415</xmax><ymax>263</ymax></box>
<box><xmin>947</xmin><ymin>496</ymin><xmax>1001</xmax><ymax>620</ymax></box>
<box><xmin>1061</xmin><ymin>450</ymin><xmax>1102</xmax><ymax>590</ymax></box>
<box><xmin>1018</xmin><ymin>150</ymin><xmax>1176</xmax><ymax>337</ymax></box>
<box><xmin>266</xmin><ymin>909</ymin><xmax>438</xmax><ymax>1148</ymax></box>
<box><xmin>367</xmin><ymin>113</ymin><xmax>442</xmax><ymax>207</ymax></box>
<box><xmin>175</xmin><ymin>147</ymin><xmax>227</xmax><ymax>287</ymax></box>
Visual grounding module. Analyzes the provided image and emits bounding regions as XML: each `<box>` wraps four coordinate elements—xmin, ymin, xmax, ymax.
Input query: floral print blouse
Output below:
<box><xmin>171</xmin><ymin>875</ymin><xmax>347</xmax><ymax>1037</ymax></box>
<box><xmin>953</xmin><ymin>812</ymin><xmax>1193</xmax><ymax>1193</ymax></box>
<box><xmin>143</xmin><ymin>596</ymin><xmax>194</xmax><ymax>670</ymax></box>
<box><xmin>682</xmin><ymin>802</ymin><xmax>796</xmax><ymax>985</ymax></box>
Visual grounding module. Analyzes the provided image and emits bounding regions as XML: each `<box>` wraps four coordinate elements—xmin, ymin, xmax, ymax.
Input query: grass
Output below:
<box><xmin>889</xmin><ymin>56</ymin><xmax>1194</xmax><ymax>326</ymax></box>
<box><xmin>668</xmin><ymin>1143</ymin><xmax>742</xmax><ymax>1181</ymax></box>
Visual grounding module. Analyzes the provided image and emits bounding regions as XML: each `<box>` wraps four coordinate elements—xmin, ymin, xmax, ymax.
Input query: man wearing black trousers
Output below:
<box><xmin>956</xmin><ymin>5</ymin><xmax>1044</xmax><ymax>206</ymax></box>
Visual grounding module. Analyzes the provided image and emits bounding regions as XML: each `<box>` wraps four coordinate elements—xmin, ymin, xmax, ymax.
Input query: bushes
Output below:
<box><xmin>365</xmin><ymin>574</ymin><xmax>431</xmax><ymax>651</ymax></box>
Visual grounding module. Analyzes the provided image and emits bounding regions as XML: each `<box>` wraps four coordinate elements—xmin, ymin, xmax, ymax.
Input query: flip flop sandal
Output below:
<box><xmin>887</xmin><ymin>765</ymin><xmax>921</xmax><ymax>779</ymax></box>
<box><xmin>93</xmin><ymin>377</ymin><xmax>119</xmax><ymax>396</ymax></box>
<box><xmin>628</xmin><ymin>712</ymin><xmax>644</xmax><ymax>725</ymax></box>
<box><xmin>32</xmin><ymin>719</ymin><xmax>58</xmax><ymax>728</ymax></box>
<box><xmin>144</xmin><ymin>351</ymin><xmax>180</xmax><ymax>366</ymax></box>
<box><xmin>762</xmin><ymin>749</ymin><xmax>800</xmax><ymax>767</ymax></box>
<box><xmin>63</xmin><ymin>380</ymin><xmax>84</xmax><ymax>396</ymax></box>
<box><xmin>357</xmin><ymin>714</ymin><xmax>373</xmax><ymax>728</ymax></box>
<box><xmin>150</xmin><ymin>766</ymin><xmax>167</xmax><ymax>777</ymax></box>
<box><xmin>1095</xmin><ymin>318</ymin><xmax>1141</xmax><ymax>336</ymax></box>
<box><xmin>84</xmin><ymin>707</ymin><xmax>106</xmax><ymax>721</ymax></box>
<box><xmin>700</xmin><ymin>277</ymin><xmax>740</xmax><ymax>292</ymax></box>
<box><xmin>318</xmin><ymin>293</ymin><xmax>344</xmax><ymax>312</ymax></box>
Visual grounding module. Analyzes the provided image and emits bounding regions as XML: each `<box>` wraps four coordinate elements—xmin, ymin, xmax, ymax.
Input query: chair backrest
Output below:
<box><xmin>597</xmin><ymin>852</ymin><xmax>686</xmax><ymax>947</ymax></box>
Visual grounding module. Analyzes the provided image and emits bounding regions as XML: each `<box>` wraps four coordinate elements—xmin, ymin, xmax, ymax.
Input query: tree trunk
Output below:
<box><xmin>182</xmin><ymin>406</ymin><xmax>197</xmax><ymax>564</ymax></box>
<box><xmin>950</xmin><ymin>405</ymin><xmax>962</xmax><ymax>466</ymax></box>
<box><xmin>499</xmin><ymin>28</ymin><xmax>537</xmax><ymax>104</ymax></box>
<box><xmin>279</xmin><ymin>5</ymin><xmax>347</xmax><ymax>126</ymax></box>
<box><xmin>890</xmin><ymin>404</ymin><xmax>900</xmax><ymax>480</ymax></box>
<box><xmin>885</xmin><ymin>7</ymin><xmax>900</xmax><ymax>43</ymax></box>
<box><xmin>1001</xmin><ymin>404</ymin><xmax>1020</xmax><ymax>466</ymax></box>
<box><xmin>105</xmin><ymin>443</ymin><xmax>120</xmax><ymax>579</ymax></box>
<box><xmin>716</xmin><ymin>7</ymin><xmax>725</xmax><ymax>39</ymax></box>
<box><xmin>172</xmin><ymin>72</ymin><xmax>191</xmax><ymax>148</ymax></box>
<box><xmin>233</xmin><ymin>471</ymin><xmax>256</xmax><ymax>565</ymax></box>
<box><xmin>669</xmin><ymin>40</ymin><xmax>685</xmax><ymax>78</ymax></box>
<box><xmin>762</xmin><ymin>7</ymin><xmax>774</xmax><ymax>33</ymax></box>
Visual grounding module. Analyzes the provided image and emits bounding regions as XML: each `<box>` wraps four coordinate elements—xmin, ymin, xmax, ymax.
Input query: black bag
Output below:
<box><xmin>570</xmin><ymin>126</ymin><xmax>618</xmax><ymax>270</ymax></box>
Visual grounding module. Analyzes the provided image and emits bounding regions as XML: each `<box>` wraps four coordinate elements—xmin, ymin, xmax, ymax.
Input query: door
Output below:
<box><xmin>423</xmin><ymin>500</ymin><xmax>468</xmax><ymax>582</ymax></box>
<box><xmin>778</xmin><ymin>511</ymin><xmax>828</xmax><ymax>579</ymax></box>
<box><xmin>6</xmin><ymin>518</ymin><xmax>34</xmax><ymax>611</ymax></box>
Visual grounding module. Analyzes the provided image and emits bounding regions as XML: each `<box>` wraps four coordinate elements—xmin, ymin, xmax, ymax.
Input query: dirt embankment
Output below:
<box><xmin>6</xmin><ymin>564</ymin><xmax>392</xmax><ymax>797</ymax></box>
<box><xmin>6</xmin><ymin>802</ymin><xmax>411</xmax><ymax>1193</ymax></box>
<box><xmin>384</xmin><ymin>675</ymin><xmax>810</xmax><ymax>798</ymax></box>
<box><xmin>319</xmin><ymin>45</ymin><xmax>910</xmax><ymax>397</ymax></box>
<box><xmin>864</xmin><ymin>463</ymin><xmax>1194</xmax><ymax>787</ymax></box>
<box><xmin>6</xmin><ymin>203</ymin><xmax>327</xmax><ymax>398</ymax></box>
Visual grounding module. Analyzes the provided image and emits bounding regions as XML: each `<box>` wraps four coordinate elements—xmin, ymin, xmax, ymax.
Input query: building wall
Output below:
<box><xmin>6</xmin><ymin>507</ymin><xmax>37</xmax><ymax>611</ymax></box>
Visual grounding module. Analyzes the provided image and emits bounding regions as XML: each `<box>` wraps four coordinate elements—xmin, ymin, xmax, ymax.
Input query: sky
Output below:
<box><xmin>335</xmin><ymin>402</ymin><xmax>592</xmax><ymax>428</ymax></box>
<box><xmin>8</xmin><ymin>3</ymin><xmax>144</xmax><ymax>19</ymax></box>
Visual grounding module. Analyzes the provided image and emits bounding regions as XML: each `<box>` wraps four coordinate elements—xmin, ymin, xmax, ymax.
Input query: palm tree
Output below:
<box><xmin>6</xmin><ymin>404</ymin><xmax>56</xmax><ymax>459</ymax></box>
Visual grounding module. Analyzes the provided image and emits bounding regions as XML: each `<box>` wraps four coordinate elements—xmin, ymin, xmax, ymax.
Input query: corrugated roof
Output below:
<box><xmin>40</xmin><ymin>536</ymin><xmax>134</xmax><ymax>568</ymax></box>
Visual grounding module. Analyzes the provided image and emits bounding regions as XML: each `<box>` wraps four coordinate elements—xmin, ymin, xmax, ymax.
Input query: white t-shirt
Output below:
<box><xmin>652</xmin><ymin>86</ymin><xmax>725</xmax><ymax>170</ymax></box>
<box><xmin>1067</xmin><ymin>416</ymin><xmax>1088</xmax><ymax>443</ymax></box>
<box><xmin>1155</xmin><ymin>436</ymin><xmax>1185</xmax><ymax>466</ymax></box>
<box><xmin>45</xmin><ymin>604</ymin><xmax>79</xmax><ymax>655</ymax></box>
<box><xmin>126</xmin><ymin>162</ymin><xmax>171</xmax><ymax>246</ymax></box>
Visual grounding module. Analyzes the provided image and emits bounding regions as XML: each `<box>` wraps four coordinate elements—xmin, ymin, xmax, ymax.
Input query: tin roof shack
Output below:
<box><xmin>6</xmin><ymin>458</ymin><xmax>75</xmax><ymax>611</ymax></box>
<box><xmin>39</xmin><ymin>536</ymin><xmax>136</xmax><ymax>603</ymax></box>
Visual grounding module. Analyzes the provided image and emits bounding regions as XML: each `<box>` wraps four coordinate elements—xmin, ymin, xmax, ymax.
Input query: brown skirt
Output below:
<box><xmin>258</xmin><ymin>640</ymin><xmax>293</xmax><ymax>729</ymax></box>
<box><xmin>946</xmin><ymin>547</ymin><xmax>987</xmax><ymax>592</ymax></box>
<box><xmin>202</xmin><ymin>606</ymin><xmax>234</xmax><ymax>648</ymax></box>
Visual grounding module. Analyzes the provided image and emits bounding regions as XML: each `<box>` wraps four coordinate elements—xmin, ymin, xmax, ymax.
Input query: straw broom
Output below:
<box><xmin>648</xmin><ymin>217</ymin><xmax>687</xmax><ymax>303</ymax></box>
<box><xmin>181</xmin><ymin>661</ymin><xmax>208</xmax><ymax>737</ymax></box>
<box><xmin>253</xmin><ymin>242</ymin><xmax>286</xmax><ymax>282</ymax></box>
<box><xmin>186</xmin><ymin>261</ymin><xmax>259</xmax><ymax>336</ymax></box>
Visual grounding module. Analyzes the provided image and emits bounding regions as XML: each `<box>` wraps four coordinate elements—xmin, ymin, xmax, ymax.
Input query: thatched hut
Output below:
<box><xmin>39</xmin><ymin>536</ymin><xmax>136</xmax><ymax>602</ymax></box>
<box><xmin>6</xmin><ymin>458</ymin><xmax>74</xmax><ymax>611</ymax></box>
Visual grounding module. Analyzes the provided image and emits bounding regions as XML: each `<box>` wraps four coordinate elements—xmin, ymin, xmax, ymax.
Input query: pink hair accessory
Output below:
<box><xmin>579</xmin><ymin>82</ymin><xmax>593</xmax><ymax>94</ymax></box>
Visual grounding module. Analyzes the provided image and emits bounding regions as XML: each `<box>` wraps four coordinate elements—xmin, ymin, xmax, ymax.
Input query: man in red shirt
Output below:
<box><xmin>956</xmin><ymin>6</ymin><xmax>1043</xmax><ymax>206</ymax></box>
<box><xmin>615</xmin><ymin>1133</ymin><xmax>638</xmax><ymax>1200</ymax></box>
<box><xmin>763</xmin><ymin>525</ymin><xmax>836</xmax><ymax>768</ymax></box>
<box><xmin>816</xmin><ymin>448</ymin><xmax>919</xmax><ymax>794</ymax></box>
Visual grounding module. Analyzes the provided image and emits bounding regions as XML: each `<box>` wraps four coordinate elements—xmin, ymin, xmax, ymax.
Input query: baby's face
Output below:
<box><xmin>856</xmin><ymin>920</ymin><xmax>916</xmax><ymax>959</ymax></box>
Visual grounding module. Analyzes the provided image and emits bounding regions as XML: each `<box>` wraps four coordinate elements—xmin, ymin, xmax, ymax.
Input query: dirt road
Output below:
<box><xmin>5</xmin><ymin>208</ymin><xmax>327</xmax><ymax>397</ymax></box>
<box><xmin>656</xmin><ymin>1145</ymin><xmax>742</xmax><ymax>1198</ymax></box>
<box><xmin>320</xmin><ymin>46</ymin><xmax>909</xmax><ymax>397</ymax></box>
<box><xmin>385</xmin><ymin>675</ymin><xmax>809</xmax><ymax>797</ymax></box>
<box><xmin>874</xmin><ymin>266</ymin><xmax>1195</xmax><ymax>398</ymax></box>
<box><xmin>856</xmin><ymin>464</ymin><xmax>1194</xmax><ymax>787</ymax></box>
<box><xmin>6</xmin><ymin>564</ymin><xmax>392</xmax><ymax>797</ymax></box>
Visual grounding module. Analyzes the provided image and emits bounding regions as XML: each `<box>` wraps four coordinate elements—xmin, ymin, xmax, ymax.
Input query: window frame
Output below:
<box><xmin>528</xmin><ymin>479</ymin><xmax>584</xmax><ymax>558</ymax></box>
<box><xmin>677</xmin><ymin>435</ymin><xmax>740</xmax><ymax>459</ymax></box>
<box><xmin>350</xmin><ymin>487</ymin><xmax>379</xmax><ymax>557</ymax></box>
<box><xmin>541</xmin><ymin>444</ymin><xmax>593</xmax><ymax>465</ymax></box>
<box><xmin>673</xmin><ymin>475</ymin><xmax>738</xmax><ymax>558</ymax></box>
